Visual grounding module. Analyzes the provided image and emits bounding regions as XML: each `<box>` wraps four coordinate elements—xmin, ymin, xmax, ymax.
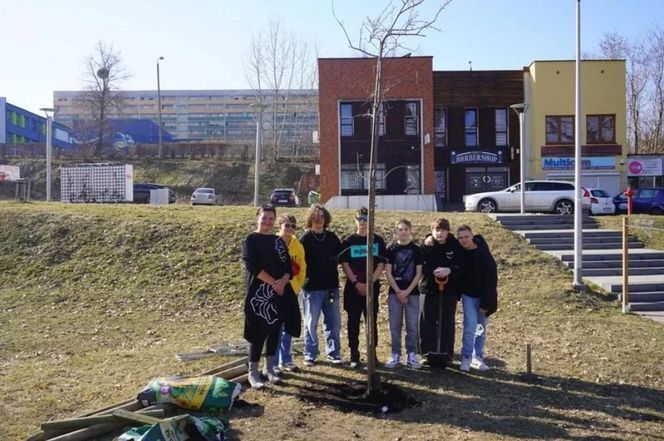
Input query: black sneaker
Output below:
<box><xmin>326</xmin><ymin>354</ymin><xmax>344</xmax><ymax>364</ymax></box>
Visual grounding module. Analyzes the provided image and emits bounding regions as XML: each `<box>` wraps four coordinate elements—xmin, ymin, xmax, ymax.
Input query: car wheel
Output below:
<box><xmin>477</xmin><ymin>198</ymin><xmax>497</xmax><ymax>213</ymax></box>
<box><xmin>554</xmin><ymin>199</ymin><xmax>574</xmax><ymax>215</ymax></box>
<box><xmin>650</xmin><ymin>207</ymin><xmax>663</xmax><ymax>215</ymax></box>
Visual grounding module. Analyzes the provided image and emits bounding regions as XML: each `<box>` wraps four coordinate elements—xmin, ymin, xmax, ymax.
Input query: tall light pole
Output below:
<box><xmin>40</xmin><ymin>107</ymin><xmax>55</xmax><ymax>202</ymax></box>
<box><xmin>510</xmin><ymin>103</ymin><xmax>528</xmax><ymax>214</ymax></box>
<box><xmin>250</xmin><ymin>101</ymin><xmax>268</xmax><ymax>206</ymax></box>
<box><xmin>573</xmin><ymin>0</ymin><xmax>584</xmax><ymax>290</ymax></box>
<box><xmin>157</xmin><ymin>56</ymin><xmax>164</xmax><ymax>158</ymax></box>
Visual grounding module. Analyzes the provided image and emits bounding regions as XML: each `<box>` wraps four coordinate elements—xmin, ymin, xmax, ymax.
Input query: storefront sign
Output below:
<box><xmin>627</xmin><ymin>157</ymin><xmax>663</xmax><ymax>176</ymax></box>
<box><xmin>0</xmin><ymin>165</ymin><xmax>20</xmax><ymax>182</ymax></box>
<box><xmin>542</xmin><ymin>157</ymin><xmax>615</xmax><ymax>170</ymax></box>
<box><xmin>450</xmin><ymin>150</ymin><xmax>504</xmax><ymax>165</ymax></box>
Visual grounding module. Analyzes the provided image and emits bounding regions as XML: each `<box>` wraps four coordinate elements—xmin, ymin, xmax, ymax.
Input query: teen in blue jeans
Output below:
<box><xmin>302</xmin><ymin>289</ymin><xmax>342</xmax><ymax>362</ymax></box>
<box><xmin>298</xmin><ymin>204</ymin><xmax>343</xmax><ymax>366</ymax></box>
<box><xmin>456</xmin><ymin>225</ymin><xmax>498</xmax><ymax>372</ymax></box>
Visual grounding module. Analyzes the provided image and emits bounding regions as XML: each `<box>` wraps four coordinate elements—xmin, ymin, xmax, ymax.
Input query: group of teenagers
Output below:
<box><xmin>241</xmin><ymin>203</ymin><xmax>498</xmax><ymax>390</ymax></box>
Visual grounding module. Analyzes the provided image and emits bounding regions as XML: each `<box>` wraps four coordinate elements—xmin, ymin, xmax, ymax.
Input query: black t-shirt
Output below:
<box><xmin>387</xmin><ymin>241</ymin><xmax>424</xmax><ymax>295</ymax></box>
<box><xmin>299</xmin><ymin>229</ymin><xmax>341</xmax><ymax>291</ymax></box>
<box><xmin>339</xmin><ymin>233</ymin><xmax>387</xmax><ymax>283</ymax></box>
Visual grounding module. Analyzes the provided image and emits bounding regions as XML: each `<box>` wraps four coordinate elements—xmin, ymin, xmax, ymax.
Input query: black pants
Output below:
<box><xmin>248</xmin><ymin>325</ymin><xmax>280</xmax><ymax>362</ymax></box>
<box><xmin>344</xmin><ymin>281</ymin><xmax>379</xmax><ymax>360</ymax></box>
<box><xmin>420</xmin><ymin>292</ymin><xmax>457</xmax><ymax>358</ymax></box>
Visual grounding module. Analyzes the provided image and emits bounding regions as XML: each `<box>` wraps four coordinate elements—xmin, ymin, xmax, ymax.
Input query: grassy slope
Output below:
<box><xmin>1</xmin><ymin>202</ymin><xmax>662</xmax><ymax>440</ymax></box>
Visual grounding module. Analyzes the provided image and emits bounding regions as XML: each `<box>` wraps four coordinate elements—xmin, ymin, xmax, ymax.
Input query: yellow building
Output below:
<box><xmin>524</xmin><ymin>60</ymin><xmax>627</xmax><ymax>196</ymax></box>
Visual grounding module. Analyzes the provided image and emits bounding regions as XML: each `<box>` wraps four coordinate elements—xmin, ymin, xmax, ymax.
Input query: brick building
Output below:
<box><xmin>318</xmin><ymin>57</ymin><xmax>435</xmax><ymax>209</ymax></box>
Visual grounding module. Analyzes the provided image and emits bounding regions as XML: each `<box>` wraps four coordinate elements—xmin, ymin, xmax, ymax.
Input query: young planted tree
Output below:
<box><xmin>80</xmin><ymin>41</ymin><xmax>128</xmax><ymax>156</ymax></box>
<box><xmin>333</xmin><ymin>0</ymin><xmax>451</xmax><ymax>395</ymax></box>
<box><xmin>244</xmin><ymin>18</ymin><xmax>318</xmax><ymax>161</ymax></box>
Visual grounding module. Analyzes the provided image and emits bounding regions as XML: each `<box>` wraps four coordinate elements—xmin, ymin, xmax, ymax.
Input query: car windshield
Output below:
<box><xmin>274</xmin><ymin>191</ymin><xmax>292</xmax><ymax>196</ymax></box>
<box><xmin>196</xmin><ymin>189</ymin><xmax>213</xmax><ymax>194</ymax></box>
<box><xmin>591</xmin><ymin>189</ymin><xmax>609</xmax><ymax>198</ymax></box>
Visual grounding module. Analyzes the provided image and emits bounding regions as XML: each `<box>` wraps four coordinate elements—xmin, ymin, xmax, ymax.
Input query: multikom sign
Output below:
<box><xmin>542</xmin><ymin>157</ymin><xmax>615</xmax><ymax>170</ymax></box>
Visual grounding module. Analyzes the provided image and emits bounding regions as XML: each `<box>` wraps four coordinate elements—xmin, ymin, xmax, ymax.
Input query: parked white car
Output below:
<box><xmin>191</xmin><ymin>188</ymin><xmax>218</xmax><ymax>206</ymax></box>
<box><xmin>586</xmin><ymin>188</ymin><xmax>616</xmax><ymax>215</ymax></box>
<box><xmin>463</xmin><ymin>180</ymin><xmax>591</xmax><ymax>215</ymax></box>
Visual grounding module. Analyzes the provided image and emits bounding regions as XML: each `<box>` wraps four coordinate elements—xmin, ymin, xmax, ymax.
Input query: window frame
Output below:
<box><xmin>404</xmin><ymin>102</ymin><xmax>419</xmax><ymax>137</ymax></box>
<box><xmin>586</xmin><ymin>114</ymin><xmax>616</xmax><ymax>144</ymax></box>
<box><xmin>340</xmin><ymin>103</ymin><xmax>354</xmax><ymax>137</ymax></box>
<box><xmin>340</xmin><ymin>163</ymin><xmax>386</xmax><ymax>190</ymax></box>
<box><xmin>465</xmin><ymin>108</ymin><xmax>478</xmax><ymax>147</ymax></box>
<box><xmin>545</xmin><ymin>115</ymin><xmax>575</xmax><ymax>145</ymax></box>
<box><xmin>434</xmin><ymin>107</ymin><xmax>447</xmax><ymax>147</ymax></box>
<box><xmin>495</xmin><ymin>108</ymin><xmax>508</xmax><ymax>147</ymax></box>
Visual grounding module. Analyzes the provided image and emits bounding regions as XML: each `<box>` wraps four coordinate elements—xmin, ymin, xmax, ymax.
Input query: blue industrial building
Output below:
<box><xmin>1</xmin><ymin>97</ymin><xmax>75</xmax><ymax>149</ymax></box>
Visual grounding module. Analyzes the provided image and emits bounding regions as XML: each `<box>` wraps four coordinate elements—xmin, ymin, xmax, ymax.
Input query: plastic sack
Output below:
<box><xmin>119</xmin><ymin>414</ymin><xmax>229</xmax><ymax>441</ymax></box>
<box><xmin>137</xmin><ymin>375</ymin><xmax>242</xmax><ymax>412</ymax></box>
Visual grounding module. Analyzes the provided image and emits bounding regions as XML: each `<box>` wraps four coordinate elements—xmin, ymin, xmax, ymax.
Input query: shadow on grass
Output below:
<box><xmin>274</xmin><ymin>363</ymin><xmax>664</xmax><ymax>440</ymax></box>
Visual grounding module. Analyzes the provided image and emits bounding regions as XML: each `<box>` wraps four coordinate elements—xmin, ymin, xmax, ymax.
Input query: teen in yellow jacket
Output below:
<box><xmin>276</xmin><ymin>213</ymin><xmax>307</xmax><ymax>370</ymax></box>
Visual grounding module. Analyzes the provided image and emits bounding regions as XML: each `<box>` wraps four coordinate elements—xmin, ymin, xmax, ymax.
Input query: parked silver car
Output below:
<box><xmin>463</xmin><ymin>180</ymin><xmax>590</xmax><ymax>215</ymax></box>
<box><xmin>191</xmin><ymin>187</ymin><xmax>218</xmax><ymax>206</ymax></box>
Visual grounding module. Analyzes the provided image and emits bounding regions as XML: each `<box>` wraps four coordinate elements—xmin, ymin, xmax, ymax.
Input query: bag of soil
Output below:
<box><xmin>137</xmin><ymin>375</ymin><xmax>241</xmax><ymax>412</ymax></box>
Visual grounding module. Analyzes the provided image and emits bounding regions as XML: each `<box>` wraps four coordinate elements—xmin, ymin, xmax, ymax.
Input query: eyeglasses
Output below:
<box><xmin>283</xmin><ymin>223</ymin><xmax>297</xmax><ymax>229</ymax></box>
<box><xmin>355</xmin><ymin>216</ymin><xmax>368</xmax><ymax>222</ymax></box>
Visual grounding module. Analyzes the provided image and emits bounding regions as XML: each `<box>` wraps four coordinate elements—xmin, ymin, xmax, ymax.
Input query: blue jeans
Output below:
<box><xmin>461</xmin><ymin>294</ymin><xmax>488</xmax><ymax>359</ymax></box>
<box><xmin>388</xmin><ymin>293</ymin><xmax>420</xmax><ymax>354</ymax></box>
<box><xmin>302</xmin><ymin>289</ymin><xmax>342</xmax><ymax>360</ymax></box>
<box><xmin>277</xmin><ymin>323</ymin><xmax>293</xmax><ymax>365</ymax></box>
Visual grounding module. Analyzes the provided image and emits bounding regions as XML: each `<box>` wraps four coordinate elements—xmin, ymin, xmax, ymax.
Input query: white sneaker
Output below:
<box><xmin>385</xmin><ymin>353</ymin><xmax>400</xmax><ymax>368</ymax></box>
<box><xmin>407</xmin><ymin>352</ymin><xmax>421</xmax><ymax>369</ymax></box>
<box><xmin>248</xmin><ymin>371</ymin><xmax>265</xmax><ymax>389</ymax></box>
<box><xmin>460</xmin><ymin>356</ymin><xmax>472</xmax><ymax>372</ymax></box>
<box><xmin>471</xmin><ymin>357</ymin><xmax>490</xmax><ymax>371</ymax></box>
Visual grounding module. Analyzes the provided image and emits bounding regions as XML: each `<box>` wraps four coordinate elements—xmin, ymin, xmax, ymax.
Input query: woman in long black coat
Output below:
<box><xmin>242</xmin><ymin>204</ymin><xmax>300</xmax><ymax>389</ymax></box>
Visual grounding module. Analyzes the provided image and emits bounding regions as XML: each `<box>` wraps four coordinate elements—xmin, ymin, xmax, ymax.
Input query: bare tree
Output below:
<box><xmin>598</xmin><ymin>32</ymin><xmax>648</xmax><ymax>154</ymax></box>
<box><xmin>333</xmin><ymin>0</ymin><xmax>451</xmax><ymax>395</ymax></box>
<box><xmin>80</xmin><ymin>41</ymin><xmax>129</xmax><ymax>156</ymax></box>
<box><xmin>244</xmin><ymin>18</ymin><xmax>318</xmax><ymax>161</ymax></box>
<box><xmin>644</xmin><ymin>27</ymin><xmax>664</xmax><ymax>154</ymax></box>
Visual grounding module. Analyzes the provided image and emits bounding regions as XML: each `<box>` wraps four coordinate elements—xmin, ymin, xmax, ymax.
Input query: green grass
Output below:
<box><xmin>1</xmin><ymin>202</ymin><xmax>663</xmax><ymax>440</ymax></box>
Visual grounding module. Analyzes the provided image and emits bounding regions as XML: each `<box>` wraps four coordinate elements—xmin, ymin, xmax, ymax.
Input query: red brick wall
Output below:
<box><xmin>318</xmin><ymin>57</ymin><xmax>434</xmax><ymax>202</ymax></box>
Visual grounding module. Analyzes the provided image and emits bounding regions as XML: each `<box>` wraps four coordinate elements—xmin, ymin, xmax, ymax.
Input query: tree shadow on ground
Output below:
<box><xmin>271</xmin><ymin>363</ymin><xmax>664</xmax><ymax>440</ymax></box>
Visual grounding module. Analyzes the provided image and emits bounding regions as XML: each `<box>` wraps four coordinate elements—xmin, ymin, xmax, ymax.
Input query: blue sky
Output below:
<box><xmin>1</xmin><ymin>0</ymin><xmax>662</xmax><ymax>115</ymax></box>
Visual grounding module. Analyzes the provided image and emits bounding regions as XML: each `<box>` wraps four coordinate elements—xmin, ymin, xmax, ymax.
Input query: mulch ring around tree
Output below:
<box><xmin>295</xmin><ymin>379</ymin><xmax>419</xmax><ymax>414</ymax></box>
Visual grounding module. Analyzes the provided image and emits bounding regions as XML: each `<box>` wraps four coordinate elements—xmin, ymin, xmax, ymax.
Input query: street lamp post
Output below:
<box><xmin>510</xmin><ymin>103</ymin><xmax>528</xmax><ymax>214</ymax></box>
<box><xmin>157</xmin><ymin>56</ymin><xmax>164</xmax><ymax>158</ymax></box>
<box><xmin>40</xmin><ymin>107</ymin><xmax>55</xmax><ymax>202</ymax></box>
<box><xmin>250</xmin><ymin>101</ymin><xmax>268</xmax><ymax>206</ymax></box>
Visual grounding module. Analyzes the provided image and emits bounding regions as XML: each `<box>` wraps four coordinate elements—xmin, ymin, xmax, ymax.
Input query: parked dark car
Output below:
<box><xmin>270</xmin><ymin>188</ymin><xmax>299</xmax><ymax>207</ymax></box>
<box><xmin>613</xmin><ymin>187</ymin><xmax>664</xmax><ymax>215</ymax></box>
<box><xmin>133</xmin><ymin>183</ymin><xmax>176</xmax><ymax>204</ymax></box>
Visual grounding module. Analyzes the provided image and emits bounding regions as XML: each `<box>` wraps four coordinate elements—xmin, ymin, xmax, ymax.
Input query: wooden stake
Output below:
<box><xmin>41</xmin><ymin>409</ymin><xmax>165</xmax><ymax>432</ymax></box>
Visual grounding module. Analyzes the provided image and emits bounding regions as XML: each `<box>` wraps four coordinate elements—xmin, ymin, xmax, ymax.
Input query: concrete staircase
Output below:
<box><xmin>493</xmin><ymin>214</ymin><xmax>664</xmax><ymax>315</ymax></box>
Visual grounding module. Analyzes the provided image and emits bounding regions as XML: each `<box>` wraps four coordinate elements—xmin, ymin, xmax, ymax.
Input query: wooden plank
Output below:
<box><xmin>41</xmin><ymin>410</ymin><xmax>165</xmax><ymax>432</ymax></box>
<box><xmin>112</xmin><ymin>409</ymin><xmax>164</xmax><ymax>425</ymax></box>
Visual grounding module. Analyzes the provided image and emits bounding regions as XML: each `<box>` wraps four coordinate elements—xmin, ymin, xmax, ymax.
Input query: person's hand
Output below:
<box><xmin>355</xmin><ymin>281</ymin><xmax>367</xmax><ymax>296</ymax></box>
<box><xmin>424</xmin><ymin>235</ymin><xmax>435</xmax><ymax>246</ymax></box>
<box><xmin>433</xmin><ymin>267</ymin><xmax>451</xmax><ymax>278</ymax></box>
<box><xmin>397</xmin><ymin>291</ymin><xmax>409</xmax><ymax>304</ymax></box>
<box><xmin>272</xmin><ymin>279</ymin><xmax>286</xmax><ymax>296</ymax></box>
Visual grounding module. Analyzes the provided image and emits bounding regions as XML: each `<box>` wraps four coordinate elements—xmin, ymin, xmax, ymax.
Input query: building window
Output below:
<box><xmin>404</xmin><ymin>102</ymin><xmax>419</xmax><ymax>136</ymax></box>
<box><xmin>587</xmin><ymin>114</ymin><xmax>615</xmax><ymax>144</ymax></box>
<box><xmin>465</xmin><ymin>109</ymin><xmax>478</xmax><ymax>147</ymax></box>
<box><xmin>340</xmin><ymin>163</ymin><xmax>386</xmax><ymax>190</ymax></box>
<box><xmin>495</xmin><ymin>108</ymin><xmax>508</xmax><ymax>146</ymax></box>
<box><xmin>434</xmin><ymin>108</ymin><xmax>447</xmax><ymax>147</ymax></box>
<box><xmin>405</xmin><ymin>165</ymin><xmax>420</xmax><ymax>194</ymax></box>
<box><xmin>340</xmin><ymin>103</ymin><xmax>354</xmax><ymax>137</ymax></box>
<box><xmin>546</xmin><ymin>115</ymin><xmax>574</xmax><ymax>144</ymax></box>
<box><xmin>378</xmin><ymin>103</ymin><xmax>385</xmax><ymax>137</ymax></box>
